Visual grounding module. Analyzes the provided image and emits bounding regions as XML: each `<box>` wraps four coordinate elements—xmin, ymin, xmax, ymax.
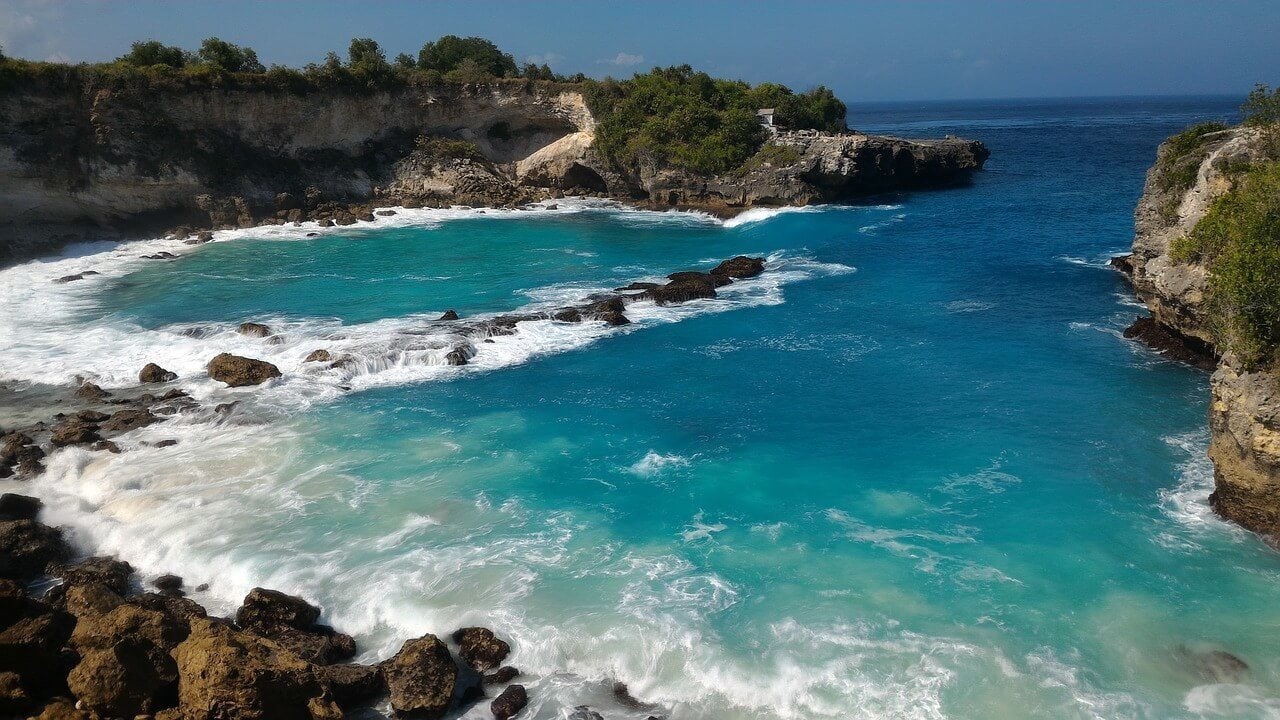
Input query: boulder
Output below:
<box><xmin>382</xmin><ymin>634</ymin><xmax>457</xmax><ymax>719</ymax></box>
<box><xmin>0</xmin><ymin>520</ymin><xmax>69</xmax><ymax>581</ymax></box>
<box><xmin>709</xmin><ymin>256</ymin><xmax>766</xmax><ymax>278</ymax></box>
<box><xmin>0</xmin><ymin>669</ymin><xmax>32</xmax><ymax>715</ymax></box>
<box><xmin>0</xmin><ymin>494</ymin><xmax>41</xmax><ymax>521</ymax></box>
<box><xmin>208</xmin><ymin>354</ymin><xmax>282</xmax><ymax>387</ymax></box>
<box><xmin>49</xmin><ymin>418</ymin><xmax>100</xmax><ymax>447</ymax></box>
<box><xmin>580</xmin><ymin>298</ymin><xmax>630</xmax><ymax>326</ymax></box>
<box><xmin>154</xmin><ymin>574</ymin><xmax>183</xmax><ymax>593</ymax></box>
<box><xmin>130</xmin><ymin>592</ymin><xmax>209</xmax><ymax>625</ymax></box>
<box><xmin>91</xmin><ymin>440</ymin><xmax>121</xmax><ymax>454</ymax></box>
<box><xmin>445</xmin><ymin>346</ymin><xmax>473</xmax><ymax>366</ymax></box>
<box><xmin>439</xmin><ymin>310</ymin><xmax>460</xmax><ymax>321</ymax></box>
<box><xmin>139</xmin><ymin>363</ymin><xmax>178</xmax><ymax>383</ymax></box>
<box><xmin>238</xmin><ymin>322</ymin><xmax>273</xmax><ymax>338</ymax></box>
<box><xmin>75</xmin><ymin>409</ymin><xmax>109</xmax><ymax>423</ymax></box>
<box><xmin>236</xmin><ymin>588</ymin><xmax>321</xmax><ymax>630</ymax></box>
<box><xmin>0</xmin><ymin>605</ymin><xmax>75</xmax><ymax>703</ymax></box>
<box><xmin>304</xmin><ymin>349</ymin><xmax>332</xmax><ymax>363</ymax></box>
<box><xmin>647</xmin><ymin>275</ymin><xmax>718</xmax><ymax>305</ymax></box>
<box><xmin>101</xmin><ymin>407</ymin><xmax>162</xmax><ymax>433</ymax></box>
<box><xmin>490</xmin><ymin>684</ymin><xmax>527</xmax><ymax>720</ymax></box>
<box><xmin>482</xmin><ymin>666</ymin><xmax>520</xmax><ymax>684</ymax></box>
<box><xmin>29</xmin><ymin>699</ymin><xmax>92</xmax><ymax>720</ymax></box>
<box><xmin>316</xmin><ymin>663</ymin><xmax>385</xmax><ymax>709</ymax></box>
<box><xmin>51</xmin><ymin>557</ymin><xmax>134</xmax><ymax>595</ymax></box>
<box><xmin>567</xmin><ymin>706</ymin><xmax>604</xmax><ymax>720</ymax></box>
<box><xmin>668</xmin><ymin>270</ymin><xmax>732</xmax><ymax>288</ymax></box>
<box><xmin>174</xmin><ymin>618</ymin><xmax>343</xmax><ymax>720</ymax></box>
<box><xmin>553</xmin><ymin>308</ymin><xmax>582</xmax><ymax>322</ymax></box>
<box><xmin>74</xmin><ymin>382</ymin><xmax>111</xmax><ymax>400</ymax></box>
<box><xmin>60</xmin><ymin>584</ymin><xmax>124</xmax><ymax>621</ymax></box>
<box><xmin>66</xmin><ymin>603</ymin><xmax>187</xmax><ymax>717</ymax></box>
<box><xmin>452</xmin><ymin>627</ymin><xmax>510</xmax><ymax>671</ymax></box>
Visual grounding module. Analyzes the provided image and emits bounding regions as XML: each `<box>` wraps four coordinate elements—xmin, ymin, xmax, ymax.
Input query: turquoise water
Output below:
<box><xmin>5</xmin><ymin>96</ymin><xmax>1280</xmax><ymax>719</ymax></box>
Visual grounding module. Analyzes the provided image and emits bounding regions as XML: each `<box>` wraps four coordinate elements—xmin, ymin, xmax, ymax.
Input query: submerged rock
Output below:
<box><xmin>304</xmin><ymin>349</ymin><xmax>332</xmax><ymax>363</ymax></box>
<box><xmin>238</xmin><ymin>322</ymin><xmax>272</xmax><ymax>338</ymax></box>
<box><xmin>382</xmin><ymin>634</ymin><xmax>457</xmax><ymax>719</ymax></box>
<box><xmin>647</xmin><ymin>274</ymin><xmax>718</xmax><ymax>305</ymax></box>
<box><xmin>207</xmin><ymin>353</ymin><xmax>282</xmax><ymax>387</ymax></box>
<box><xmin>482</xmin><ymin>666</ymin><xmax>519</xmax><ymax>684</ymax></box>
<box><xmin>439</xmin><ymin>309</ymin><xmax>460</xmax><ymax>321</ymax></box>
<box><xmin>139</xmin><ymin>363</ymin><xmax>178</xmax><ymax>383</ymax></box>
<box><xmin>74</xmin><ymin>382</ymin><xmax>111</xmax><ymax>400</ymax></box>
<box><xmin>710</xmin><ymin>255</ymin><xmax>765</xmax><ymax>278</ymax></box>
<box><xmin>101</xmin><ymin>408</ymin><xmax>161</xmax><ymax>433</ymax></box>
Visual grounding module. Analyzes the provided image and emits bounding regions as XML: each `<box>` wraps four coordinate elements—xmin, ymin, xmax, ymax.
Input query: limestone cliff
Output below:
<box><xmin>1121</xmin><ymin>125</ymin><xmax>1280</xmax><ymax>540</ymax></box>
<box><xmin>0</xmin><ymin>79</ymin><xmax>986</xmax><ymax>263</ymax></box>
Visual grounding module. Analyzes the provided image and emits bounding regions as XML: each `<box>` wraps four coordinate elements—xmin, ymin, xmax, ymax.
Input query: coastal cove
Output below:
<box><xmin>5</xmin><ymin>94</ymin><xmax>1280</xmax><ymax>720</ymax></box>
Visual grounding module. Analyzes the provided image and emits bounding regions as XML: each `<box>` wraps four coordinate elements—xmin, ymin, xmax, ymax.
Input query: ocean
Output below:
<box><xmin>3</xmin><ymin>95</ymin><xmax>1276</xmax><ymax>719</ymax></box>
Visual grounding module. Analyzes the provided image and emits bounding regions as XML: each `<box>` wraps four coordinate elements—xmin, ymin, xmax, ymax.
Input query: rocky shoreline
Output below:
<box><xmin>1115</xmin><ymin>124</ymin><xmax>1280</xmax><ymax>542</ymax></box>
<box><xmin>0</xmin><ymin>82</ymin><xmax>987</xmax><ymax>265</ymax></box>
<box><xmin>0</xmin><ymin>256</ymin><xmax>771</xmax><ymax>719</ymax></box>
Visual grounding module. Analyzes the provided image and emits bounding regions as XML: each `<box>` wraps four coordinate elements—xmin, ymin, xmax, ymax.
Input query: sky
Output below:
<box><xmin>1</xmin><ymin>0</ymin><xmax>1276</xmax><ymax>102</ymax></box>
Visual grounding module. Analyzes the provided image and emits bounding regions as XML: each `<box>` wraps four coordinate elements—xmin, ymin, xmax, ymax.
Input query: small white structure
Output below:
<box><xmin>756</xmin><ymin>108</ymin><xmax>776</xmax><ymax>128</ymax></box>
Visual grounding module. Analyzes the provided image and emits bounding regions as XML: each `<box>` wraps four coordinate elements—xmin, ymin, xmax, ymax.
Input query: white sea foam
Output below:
<box><xmin>628</xmin><ymin>451</ymin><xmax>693</xmax><ymax>476</ymax></box>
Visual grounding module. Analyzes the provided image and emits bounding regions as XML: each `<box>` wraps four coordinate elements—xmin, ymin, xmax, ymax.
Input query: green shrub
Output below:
<box><xmin>194</xmin><ymin>37</ymin><xmax>264</xmax><ymax>74</ymax></box>
<box><xmin>733</xmin><ymin>143</ymin><xmax>802</xmax><ymax>175</ymax></box>
<box><xmin>119</xmin><ymin>40</ymin><xmax>188</xmax><ymax>68</ymax></box>
<box><xmin>417</xmin><ymin>36</ymin><xmax>516</xmax><ymax>78</ymax></box>
<box><xmin>1176</xmin><ymin>160</ymin><xmax>1280</xmax><ymax>367</ymax></box>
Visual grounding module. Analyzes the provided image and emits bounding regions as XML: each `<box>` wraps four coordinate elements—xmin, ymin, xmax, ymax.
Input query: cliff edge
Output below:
<box><xmin>1119</xmin><ymin>123</ymin><xmax>1280</xmax><ymax>539</ymax></box>
<box><xmin>0</xmin><ymin>79</ymin><xmax>986</xmax><ymax>264</ymax></box>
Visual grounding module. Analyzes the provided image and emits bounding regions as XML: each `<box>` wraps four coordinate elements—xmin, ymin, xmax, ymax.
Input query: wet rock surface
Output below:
<box><xmin>207</xmin><ymin>353</ymin><xmax>282</xmax><ymax>387</ymax></box>
<box><xmin>139</xmin><ymin>362</ymin><xmax>178</xmax><ymax>383</ymax></box>
<box><xmin>383</xmin><ymin>634</ymin><xmax>458</xmax><ymax>719</ymax></box>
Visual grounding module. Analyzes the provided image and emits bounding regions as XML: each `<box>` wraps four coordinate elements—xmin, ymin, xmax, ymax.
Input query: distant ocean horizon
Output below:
<box><xmin>4</xmin><ymin>95</ymin><xmax>1277</xmax><ymax>719</ymax></box>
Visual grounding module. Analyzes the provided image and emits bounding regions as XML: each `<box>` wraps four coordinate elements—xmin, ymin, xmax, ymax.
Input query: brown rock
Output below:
<box><xmin>482</xmin><ymin>666</ymin><xmax>519</xmax><ymax>684</ymax></box>
<box><xmin>304</xmin><ymin>349</ymin><xmax>332</xmax><ymax>362</ymax></box>
<box><xmin>101</xmin><ymin>408</ymin><xmax>162</xmax><ymax>433</ymax></box>
<box><xmin>174</xmin><ymin>618</ymin><xmax>343</xmax><ymax>720</ymax></box>
<box><xmin>207</xmin><ymin>354</ymin><xmax>282</xmax><ymax>387</ymax></box>
<box><xmin>238</xmin><ymin>322</ymin><xmax>272</xmax><ymax>338</ymax></box>
<box><xmin>1123</xmin><ymin>316</ymin><xmax>1217</xmax><ymax>371</ymax></box>
<box><xmin>130</xmin><ymin>592</ymin><xmax>209</xmax><ymax>625</ymax></box>
<box><xmin>490</xmin><ymin>684</ymin><xmax>527</xmax><ymax>720</ymax></box>
<box><xmin>648</xmin><ymin>275</ymin><xmax>718</xmax><ymax>305</ymax></box>
<box><xmin>139</xmin><ymin>363</ymin><xmax>178</xmax><ymax>383</ymax></box>
<box><xmin>91</xmin><ymin>440</ymin><xmax>121</xmax><ymax>454</ymax></box>
<box><xmin>382</xmin><ymin>634</ymin><xmax>457</xmax><ymax>719</ymax></box>
<box><xmin>66</xmin><ymin>602</ymin><xmax>186</xmax><ymax>717</ymax></box>
<box><xmin>580</xmin><ymin>297</ymin><xmax>630</xmax><ymax>326</ymax></box>
<box><xmin>0</xmin><ymin>520</ymin><xmax>68</xmax><ymax>581</ymax></box>
<box><xmin>0</xmin><ymin>607</ymin><xmax>75</xmax><ymax>702</ymax></box>
<box><xmin>49</xmin><ymin>419</ymin><xmax>100</xmax><ymax>447</ymax></box>
<box><xmin>154</xmin><ymin>574</ymin><xmax>183</xmax><ymax>592</ymax></box>
<box><xmin>28</xmin><ymin>699</ymin><xmax>90</xmax><ymax>719</ymax></box>
<box><xmin>236</xmin><ymin>588</ymin><xmax>321</xmax><ymax>630</ymax></box>
<box><xmin>317</xmin><ymin>663</ymin><xmax>385</xmax><ymax>709</ymax></box>
<box><xmin>452</xmin><ymin>627</ymin><xmax>510</xmax><ymax>671</ymax></box>
<box><xmin>0</xmin><ymin>494</ymin><xmax>40</xmax><ymax>521</ymax></box>
<box><xmin>439</xmin><ymin>310</ymin><xmax>460</xmax><ymax>321</ymax></box>
<box><xmin>51</xmin><ymin>556</ymin><xmax>134</xmax><ymax>595</ymax></box>
<box><xmin>552</xmin><ymin>308</ymin><xmax>582</xmax><ymax>322</ymax></box>
<box><xmin>0</xmin><ymin>669</ymin><xmax>32</xmax><ymax>715</ymax></box>
<box><xmin>709</xmin><ymin>255</ymin><xmax>766</xmax><ymax>279</ymax></box>
<box><xmin>74</xmin><ymin>382</ymin><xmax>111</xmax><ymax>400</ymax></box>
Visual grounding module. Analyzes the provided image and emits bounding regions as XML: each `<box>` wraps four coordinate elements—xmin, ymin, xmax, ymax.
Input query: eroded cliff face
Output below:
<box><xmin>1123</xmin><ymin>126</ymin><xmax>1280</xmax><ymax>540</ymax></box>
<box><xmin>0</xmin><ymin>80</ymin><xmax>987</xmax><ymax>263</ymax></box>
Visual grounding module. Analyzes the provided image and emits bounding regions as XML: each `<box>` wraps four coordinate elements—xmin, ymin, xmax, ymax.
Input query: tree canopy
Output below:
<box><xmin>417</xmin><ymin>35</ymin><xmax>517</xmax><ymax>77</ymax></box>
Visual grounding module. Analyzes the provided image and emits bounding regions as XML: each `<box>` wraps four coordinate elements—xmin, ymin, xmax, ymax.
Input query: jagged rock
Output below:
<box><xmin>174</xmin><ymin>617</ymin><xmax>343</xmax><ymax>720</ymax></box>
<box><xmin>613</xmin><ymin>681</ymin><xmax>660</xmax><ymax>712</ymax></box>
<box><xmin>101</xmin><ymin>407</ymin><xmax>161</xmax><ymax>433</ymax></box>
<box><xmin>376</xmin><ymin>209</ymin><xmax>397</xmax><ymax>216</ymax></box>
<box><xmin>580</xmin><ymin>297</ymin><xmax>630</xmax><ymax>326</ymax></box>
<box><xmin>238</xmin><ymin>322</ymin><xmax>272</xmax><ymax>338</ymax></box>
<box><xmin>567</xmin><ymin>706</ymin><xmax>604</xmax><ymax>720</ymax></box>
<box><xmin>74</xmin><ymin>409</ymin><xmax>109</xmax><ymax>423</ymax></box>
<box><xmin>235</xmin><ymin>588</ymin><xmax>355</xmax><ymax>665</ymax></box>
<box><xmin>236</xmin><ymin>588</ymin><xmax>321</xmax><ymax>629</ymax></box>
<box><xmin>439</xmin><ymin>310</ymin><xmax>459</xmax><ymax>321</ymax></box>
<box><xmin>66</xmin><ymin>602</ymin><xmax>187</xmax><ymax>717</ymax></box>
<box><xmin>382</xmin><ymin>634</ymin><xmax>457</xmax><ymax>719</ymax></box>
<box><xmin>490</xmin><ymin>684</ymin><xmax>527</xmax><ymax>720</ymax></box>
<box><xmin>60</xmin><ymin>584</ymin><xmax>124</xmax><ymax>621</ymax></box>
<box><xmin>275</xmin><ymin>192</ymin><xmax>301</xmax><ymax>211</ymax></box>
<box><xmin>74</xmin><ymin>382</ymin><xmax>110</xmax><ymax>400</ymax></box>
<box><xmin>139</xmin><ymin>363</ymin><xmax>178</xmax><ymax>383</ymax></box>
<box><xmin>49</xmin><ymin>418</ymin><xmax>100</xmax><ymax>447</ymax></box>
<box><xmin>482</xmin><ymin>666</ymin><xmax>519</xmax><ymax>684</ymax></box>
<box><xmin>0</xmin><ymin>669</ymin><xmax>32</xmax><ymax>715</ymax></box>
<box><xmin>316</xmin><ymin>663</ymin><xmax>385</xmax><ymax>709</ymax></box>
<box><xmin>54</xmin><ymin>274</ymin><xmax>84</xmax><ymax>283</ymax></box>
<box><xmin>1123</xmin><ymin>316</ymin><xmax>1216</xmax><ymax>370</ymax></box>
<box><xmin>0</xmin><ymin>433</ymin><xmax>43</xmax><ymax>477</ymax></box>
<box><xmin>91</xmin><ymin>440</ymin><xmax>120</xmax><ymax>454</ymax></box>
<box><xmin>29</xmin><ymin>699</ymin><xmax>91</xmax><ymax>720</ymax></box>
<box><xmin>0</xmin><ymin>494</ymin><xmax>40</xmax><ymax>521</ymax></box>
<box><xmin>130</xmin><ymin>592</ymin><xmax>209</xmax><ymax>625</ymax></box>
<box><xmin>452</xmin><ymin>627</ymin><xmax>510</xmax><ymax>671</ymax></box>
<box><xmin>647</xmin><ymin>274</ymin><xmax>718</xmax><ymax>305</ymax></box>
<box><xmin>553</xmin><ymin>308</ymin><xmax>582</xmax><ymax>322</ymax></box>
<box><xmin>304</xmin><ymin>349</ymin><xmax>332</xmax><ymax>362</ymax></box>
<box><xmin>445</xmin><ymin>345</ymin><xmax>474</xmax><ymax>366</ymax></box>
<box><xmin>154</xmin><ymin>574</ymin><xmax>183</xmax><ymax>592</ymax></box>
<box><xmin>207</xmin><ymin>353</ymin><xmax>282</xmax><ymax>387</ymax></box>
<box><xmin>0</xmin><ymin>520</ymin><xmax>68</xmax><ymax>581</ymax></box>
<box><xmin>51</xmin><ymin>557</ymin><xmax>134</xmax><ymax>595</ymax></box>
<box><xmin>0</xmin><ymin>599</ymin><xmax>75</xmax><ymax>703</ymax></box>
<box><xmin>668</xmin><ymin>270</ymin><xmax>732</xmax><ymax>288</ymax></box>
<box><xmin>710</xmin><ymin>255</ymin><xmax>765</xmax><ymax>279</ymax></box>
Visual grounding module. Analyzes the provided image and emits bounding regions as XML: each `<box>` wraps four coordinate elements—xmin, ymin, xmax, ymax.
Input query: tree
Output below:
<box><xmin>394</xmin><ymin>52</ymin><xmax>416</xmax><ymax>70</ymax></box>
<box><xmin>119</xmin><ymin>40</ymin><xmax>188</xmax><ymax>68</ymax></box>
<box><xmin>347</xmin><ymin>37</ymin><xmax>387</xmax><ymax>74</ymax></box>
<box><xmin>417</xmin><ymin>35</ymin><xmax>516</xmax><ymax>77</ymax></box>
<box><xmin>1242</xmin><ymin>84</ymin><xmax>1280</xmax><ymax>127</ymax></box>
<box><xmin>195</xmin><ymin>37</ymin><xmax>265</xmax><ymax>73</ymax></box>
<box><xmin>446</xmin><ymin>57</ymin><xmax>490</xmax><ymax>83</ymax></box>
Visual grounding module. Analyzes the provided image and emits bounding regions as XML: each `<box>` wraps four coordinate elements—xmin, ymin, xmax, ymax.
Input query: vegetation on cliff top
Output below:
<box><xmin>1169</xmin><ymin>85</ymin><xmax>1280</xmax><ymax>368</ymax></box>
<box><xmin>0</xmin><ymin>35</ymin><xmax>849</xmax><ymax>177</ymax></box>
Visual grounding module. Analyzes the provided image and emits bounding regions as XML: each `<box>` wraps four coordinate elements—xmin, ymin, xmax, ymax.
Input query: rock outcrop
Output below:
<box><xmin>0</xmin><ymin>79</ymin><xmax>985</xmax><ymax>264</ymax></box>
<box><xmin>207</xmin><ymin>353</ymin><xmax>282</xmax><ymax>387</ymax></box>
<box><xmin>1119</xmin><ymin>125</ymin><xmax>1280</xmax><ymax>540</ymax></box>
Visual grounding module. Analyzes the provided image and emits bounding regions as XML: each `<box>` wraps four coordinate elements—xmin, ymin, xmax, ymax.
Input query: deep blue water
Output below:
<box><xmin>6</xmin><ymin>96</ymin><xmax>1278</xmax><ymax>720</ymax></box>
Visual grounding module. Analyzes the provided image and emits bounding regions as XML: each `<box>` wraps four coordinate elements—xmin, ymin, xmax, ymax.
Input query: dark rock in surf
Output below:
<box><xmin>101</xmin><ymin>408</ymin><xmax>162</xmax><ymax>433</ymax></box>
<box><xmin>0</xmin><ymin>494</ymin><xmax>41</xmax><ymax>521</ymax></box>
<box><xmin>439</xmin><ymin>310</ymin><xmax>460</xmax><ymax>321</ymax></box>
<box><xmin>237</xmin><ymin>322</ymin><xmax>272</xmax><ymax>338</ymax></box>
<box><xmin>647</xmin><ymin>275</ymin><xmax>718</xmax><ymax>305</ymax></box>
<box><xmin>49</xmin><ymin>418</ymin><xmax>100</xmax><ymax>447</ymax></box>
<box><xmin>482</xmin><ymin>666</ymin><xmax>520</xmax><ymax>684</ymax></box>
<box><xmin>207</xmin><ymin>353</ymin><xmax>282</xmax><ymax>387</ymax></box>
<box><xmin>490</xmin><ymin>684</ymin><xmax>527</xmax><ymax>720</ymax></box>
<box><xmin>1123</xmin><ymin>316</ymin><xmax>1217</xmax><ymax>371</ymax></box>
<box><xmin>553</xmin><ymin>308</ymin><xmax>582</xmax><ymax>322</ymax></box>
<box><xmin>452</xmin><ymin>627</ymin><xmax>510</xmax><ymax>671</ymax></box>
<box><xmin>668</xmin><ymin>270</ymin><xmax>731</xmax><ymax>288</ymax></box>
<box><xmin>710</xmin><ymin>255</ymin><xmax>766</xmax><ymax>279</ymax></box>
<box><xmin>139</xmin><ymin>363</ymin><xmax>177</xmax><ymax>383</ymax></box>
<box><xmin>235</xmin><ymin>588</ymin><xmax>320</xmax><ymax>630</ymax></box>
<box><xmin>51</xmin><ymin>557</ymin><xmax>134</xmax><ymax>596</ymax></box>
<box><xmin>235</xmin><ymin>588</ymin><xmax>356</xmax><ymax>665</ymax></box>
<box><xmin>0</xmin><ymin>520</ymin><xmax>69</xmax><ymax>581</ymax></box>
<box><xmin>75</xmin><ymin>382</ymin><xmax>111</xmax><ymax>400</ymax></box>
<box><xmin>445</xmin><ymin>345</ymin><xmax>475</xmax><ymax>366</ymax></box>
<box><xmin>317</xmin><ymin>662</ymin><xmax>385</xmax><ymax>709</ymax></box>
<box><xmin>579</xmin><ymin>297</ymin><xmax>630</xmax><ymax>326</ymax></box>
<box><xmin>304</xmin><ymin>349</ymin><xmax>332</xmax><ymax>362</ymax></box>
<box><xmin>382</xmin><ymin>634</ymin><xmax>457</xmax><ymax>719</ymax></box>
<box><xmin>153</xmin><ymin>574</ymin><xmax>183</xmax><ymax>593</ymax></box>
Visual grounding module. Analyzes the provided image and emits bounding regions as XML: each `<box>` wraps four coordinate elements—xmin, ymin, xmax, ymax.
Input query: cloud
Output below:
<box><xmin>525</xmin><ymin>52</ymin><xmax>562</xmax><ymax>66</ymax></box>
<box><xmin>606</xmin><ymin>52</ymin><xmax>644</xmax><ymax>67</ymax></box>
